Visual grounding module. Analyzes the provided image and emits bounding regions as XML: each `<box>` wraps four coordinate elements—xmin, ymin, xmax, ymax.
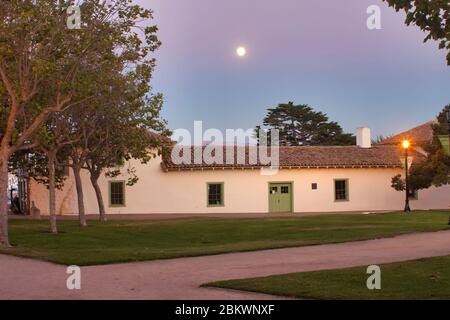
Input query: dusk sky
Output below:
<box><xmin>138</xmin><ymin>0</ymin><xmax>450</xmax><ymax>139</ymax></box>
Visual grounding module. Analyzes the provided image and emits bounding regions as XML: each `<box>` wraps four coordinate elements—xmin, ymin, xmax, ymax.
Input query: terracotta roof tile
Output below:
<box><xmin>146</xmin><ymin>131</ymin><xmax>174</xmax><ymax>145</ymax></box>
<box><xmin>378</xmin><ymin>121</ymin><xmax>434</xmax><ymax>146</ymax></box>
<box><xmin>161</xmin><ymin>145</ymin><xmax>421</xmax><ymax>171</ymax></box>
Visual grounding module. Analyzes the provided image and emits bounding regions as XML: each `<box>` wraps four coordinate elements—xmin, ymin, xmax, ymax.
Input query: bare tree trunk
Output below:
<box><xmin>0</xmin><ymin>153</ymin><xmax>11</xmax><ymax>247</ymax></box>
<box><xmin>47</xmin><ymin>151</ymin><xmax>58</xmax><ymax>234</ymax></box>
<box><xmin>90</xmin><ymin>173</ymin><xmax>107</xmax><ymax>222</ymax></box>
<box><xmin>72</xmin><ymin>164</ymin><xmax>87</xmax><ymax>227</ymax></box>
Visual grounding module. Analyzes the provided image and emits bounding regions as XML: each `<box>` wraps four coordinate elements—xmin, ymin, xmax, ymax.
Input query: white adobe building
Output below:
<box><xmin>28</xmin><ymin>123</ymin><xmax>450</xmax><ymax>215</ymax></box>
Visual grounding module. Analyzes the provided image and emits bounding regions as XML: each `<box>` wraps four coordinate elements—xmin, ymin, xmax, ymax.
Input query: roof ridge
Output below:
<box><xmin>377</xmin><ymin>121</ymin><xmax>434</xmax><ymax>145</ymax></box>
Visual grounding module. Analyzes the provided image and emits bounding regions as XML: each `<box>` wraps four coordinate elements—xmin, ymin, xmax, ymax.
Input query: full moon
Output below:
<box><xmin>236</xmin><ymin>47</ymin><xmax>246</xmax><ymax>57</ymax></box>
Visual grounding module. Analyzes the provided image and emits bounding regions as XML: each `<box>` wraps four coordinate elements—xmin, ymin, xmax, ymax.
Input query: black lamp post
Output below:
<box><xmin>402</xmin><ymin>140</ymin><xmax>411</xmax><ymax>212</ymax></box>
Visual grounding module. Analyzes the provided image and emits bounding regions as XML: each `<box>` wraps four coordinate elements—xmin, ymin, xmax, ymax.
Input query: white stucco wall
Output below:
<box><xmin>29</xmin><ymin>175</ymin><xmax>77</xmax><ymax>215</ymax></box>
<box><xmin>29</xmin><ymin>155</ymin><xmax>450</xmax><ymax>215</ymax></box>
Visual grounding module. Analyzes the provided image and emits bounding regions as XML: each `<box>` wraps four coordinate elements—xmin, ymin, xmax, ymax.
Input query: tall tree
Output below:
<box><xmin>10</xmin><ymin>145</ymin><xmax>71</xmax><ymax>233</ymax></box>
<box><xmin>256</xmin><ymin>102</ymin><xmax>355</xmax><ymax>146</ymax></box>
<box><xmin>34</xmin><ymin>112</ymin><xmax>75</xmax><ymax>234</ymax></box>
<box><xmin>59</xmin><ymin>0</ymin><xmax>163</xmax><ymax>226</ymax></box>
<box><xmin>0</xmin><ymin>0</ymin><xmax>91</xmax><ymax>247</ymax></box>
<box><xmin>83</xmin><ymin>67</ymin><xmax>169</xmax><ymax>221</ymax></box>
<box><xmin>383</xmin><ymin>0</ymin><xmax>450</xmax><ymax>65</ymax></box>
<box><xmin>0</xmin><ymin>0</ymin><xmax>162</xmax><ymax>245</ymax></box>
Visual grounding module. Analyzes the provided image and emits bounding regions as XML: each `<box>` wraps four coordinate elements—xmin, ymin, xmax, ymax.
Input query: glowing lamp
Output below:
<box><xmin>402</xmin><ymin>140</ymin><xmax>410</xmax><ymax>150</ymax></box>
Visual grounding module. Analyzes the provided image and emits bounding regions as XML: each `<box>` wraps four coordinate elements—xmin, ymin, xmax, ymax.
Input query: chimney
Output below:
<box><xmin>356</xmin><ymin>127</ymin><xmax>371</xmax><ymax>148</ymax></box>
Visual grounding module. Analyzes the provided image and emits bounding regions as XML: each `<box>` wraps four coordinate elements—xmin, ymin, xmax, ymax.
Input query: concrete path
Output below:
<box><xmin>1</xmin><ymin>230</ymin><xmax>450</xmax><ymax>300</ymax></box>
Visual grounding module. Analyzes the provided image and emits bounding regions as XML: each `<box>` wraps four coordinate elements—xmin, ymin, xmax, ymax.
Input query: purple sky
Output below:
<box><xmin>137</xmin><ymin>0</ymin><xmax>449</xmax><ymax>138</ymax></box>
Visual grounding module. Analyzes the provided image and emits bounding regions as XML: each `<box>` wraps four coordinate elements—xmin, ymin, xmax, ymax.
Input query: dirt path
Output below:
<box><xmin>1</xmin><ymin>230</ymin><xmax>450</xmax><ymax>300</ymax></box>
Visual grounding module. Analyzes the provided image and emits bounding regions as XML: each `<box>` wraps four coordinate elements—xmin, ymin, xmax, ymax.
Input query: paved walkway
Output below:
<box><xmin>1</xmin><ymin>230</ymin><xmax>450</xmax><ymax>300</ymax></box>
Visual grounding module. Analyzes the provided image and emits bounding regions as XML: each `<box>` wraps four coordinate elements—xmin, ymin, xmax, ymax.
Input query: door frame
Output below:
<box><xmin>267</xmin><ymin>181</ymin><xmax>294</xmax><ymax>213</ymax></box>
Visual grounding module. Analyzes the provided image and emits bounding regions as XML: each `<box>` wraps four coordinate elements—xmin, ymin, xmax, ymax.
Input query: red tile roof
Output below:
<box><xmin>377</xmin><ymin>121</ymin><xmax>434</xmax><ymax>146</ymax></box>
<box><xmin>147</xmin><ymin>131</ymin><xmax>174</xmax><ymax>145</ymax></box>
<box><xmin>161</xmin><ymin>145</ymin><xmax>421</xmax><ymax>171</ymax></box>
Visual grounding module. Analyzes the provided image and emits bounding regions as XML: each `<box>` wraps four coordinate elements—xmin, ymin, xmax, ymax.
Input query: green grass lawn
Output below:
<box><xmin>0</xmin><ymin>211</ymin><xmax>449</xmax><ymax>266</ymax></box>
<box><xmin>207</xmin><ymin>255</ymin><xmax>450</xmax><ymax>300</ymax></box>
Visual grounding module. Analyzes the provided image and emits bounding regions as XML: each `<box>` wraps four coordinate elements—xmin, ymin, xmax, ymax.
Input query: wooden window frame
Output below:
<box><xmin>109</xmin><ymin>181</ymin><xmax>126</xmax><ymax>208</ymax></box>
<box><xmin>207</xmin><ymin>182</ymin><xmax>224</xmax><ymax>207</ymax></box>
<box><xmin>334</xmin><ymin>179</ymin><xmax>349</xmax><ymax>202</ymax></box>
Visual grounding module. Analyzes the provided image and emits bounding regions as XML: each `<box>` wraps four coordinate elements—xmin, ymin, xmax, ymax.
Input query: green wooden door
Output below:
<box><xmin>269</xmin><ymin>183</ymin><xmax>292</xmax><ymax>213</ymax></box>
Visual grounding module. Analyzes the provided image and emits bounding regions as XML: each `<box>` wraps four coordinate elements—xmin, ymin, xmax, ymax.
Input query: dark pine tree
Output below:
<box><xmin>255</xmin><ymin>102</ymin><xmax>355</xmax><ymax>146</ymax></box>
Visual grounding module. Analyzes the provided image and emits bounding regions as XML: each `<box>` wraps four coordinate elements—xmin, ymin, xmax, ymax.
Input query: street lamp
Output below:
<box><xmin>402</xmin><ymin>140</ymin><xmax>411</xmax><ymax>213</ymax></box>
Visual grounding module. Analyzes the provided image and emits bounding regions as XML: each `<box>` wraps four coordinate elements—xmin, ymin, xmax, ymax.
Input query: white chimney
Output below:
<box><xmin>356</xmin><ymin>127</ymin><xmax>371</xmax><ymax>148</ymax></box>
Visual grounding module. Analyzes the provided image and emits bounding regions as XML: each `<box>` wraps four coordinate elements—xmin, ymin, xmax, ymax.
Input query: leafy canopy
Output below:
<box><xmin>383</xmin><ymin>0</ymin><xmax>450</xmax><ymax>65</ymax></box>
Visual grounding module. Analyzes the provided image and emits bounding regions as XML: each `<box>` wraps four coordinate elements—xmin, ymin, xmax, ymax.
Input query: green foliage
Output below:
<box><xmin>10</xmin><ymin>150</ymin><xmax>68</xmax><ymax>190</ymax></box>
<box><xmin>383</xmin><ymin>0</ymin><xmax>450</xmax><ymax>65</ymax></box>
<box><xmin>0</xmin><ymin>0</ymin><xmax>171</xmax><ymax>242</ymax></box>
<box><xmin>391</xmin><ymin>174</ymin><xmax>406</xmax><ymax>191</ymax></box>
<box><xmin>69</xmin><ymin>7</ymin><xmax>171</xmax><ymax>186</ymax></box>
<box><xmin>420</xmin><ymin>106</ymin><xmax>450</xmax><ymax>186</ymax></box>
<box><xmin>0</xmin><ymin>0</ymin><xmax>75</xmax><ymax>149</ymax></box>
<box><xmin>256</xmin><ymin>102</ymin><xmax>355</xmax><ymax>146</ymax></box>
<box><xmin>392</xmin><ymin>161</ymin><xmax>437</xmax><ymax>191</ymax></box>
<box><xmin>0</xmin><ymin>1</ymin><xmax>143</xmax><ymax>148</ymax></box>
<box><xmin>3</xmin><ymin>0</ymin><xmax>169</xmax><ymax>190</ymax></box>
<box><xmin>0</xmin><ymin>1</ymin><xmax>171</xmax><ymax>237</ymax></box>
<box><xmin>391</xmin><ymin>106</ymin><xmax>450</xmax><ymax>192</ymax></box>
